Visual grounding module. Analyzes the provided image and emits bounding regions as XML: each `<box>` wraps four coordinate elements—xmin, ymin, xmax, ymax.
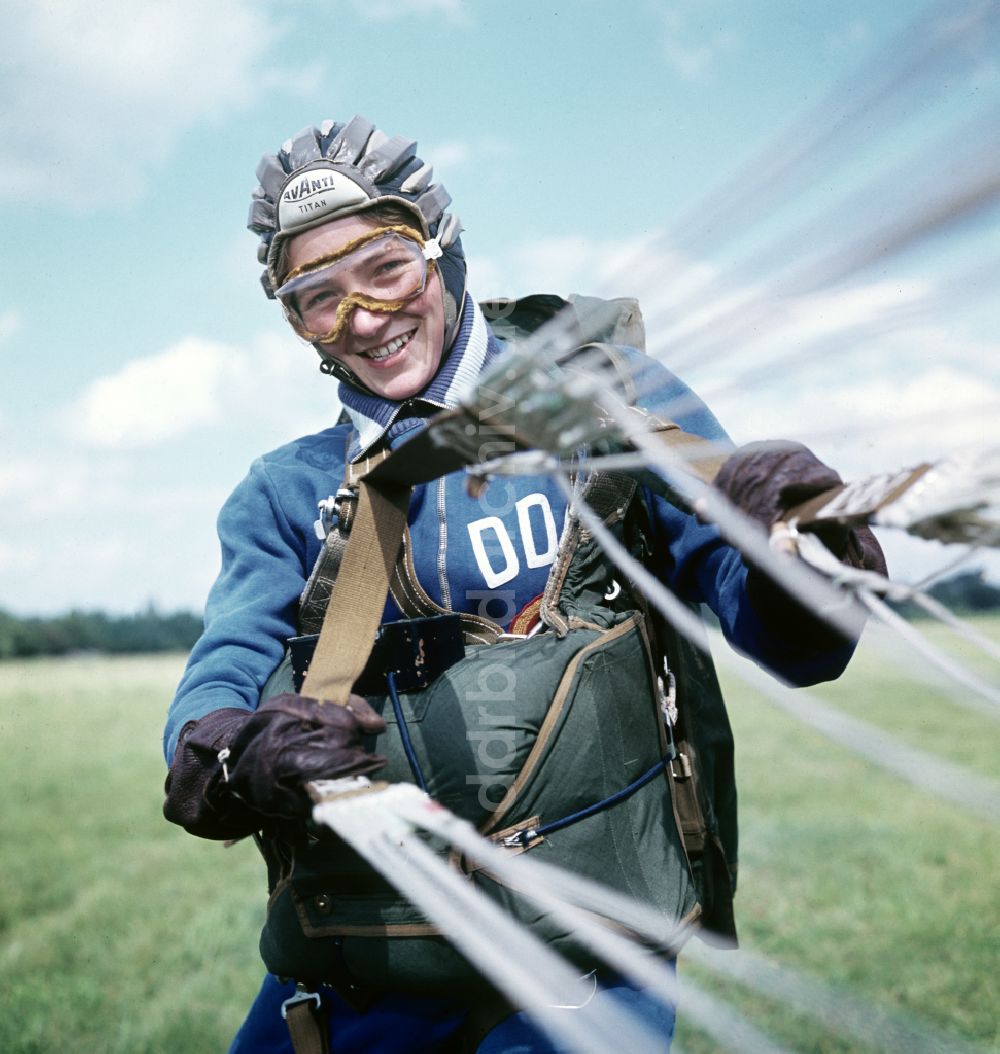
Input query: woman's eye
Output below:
<box><xmin>302</xmin><ymin>289</ymin><xmax>335</xmax><ymax>312</ymax></box>
<box><xmin>375</xmin><ymin>256</ymin><xmax>409</xmax><ymax>277</ymax></box>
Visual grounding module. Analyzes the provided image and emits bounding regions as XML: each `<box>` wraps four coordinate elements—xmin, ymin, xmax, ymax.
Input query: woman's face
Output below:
<box><xmin>283</xmin><ymin>213</ymin><xmax>447</xmax><ymax>401</ymax></box>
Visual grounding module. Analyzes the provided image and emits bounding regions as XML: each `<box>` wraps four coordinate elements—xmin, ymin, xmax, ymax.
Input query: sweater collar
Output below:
<box><xmin>340</xmin><ymin>294</ymin><xmax>501</xmax><ymax>461</ymax></box>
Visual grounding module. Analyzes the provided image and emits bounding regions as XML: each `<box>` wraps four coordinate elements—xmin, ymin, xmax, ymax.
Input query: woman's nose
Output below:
<box><xmin>348</xmin><ymin>304</ymin><xmax>390</xmax><ymax>338</ymax></box>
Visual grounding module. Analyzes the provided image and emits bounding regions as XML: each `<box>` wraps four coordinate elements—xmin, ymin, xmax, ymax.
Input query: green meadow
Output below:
<box><xmin>1</xmin><ymin>620</ymin><xmax>997</xmax><ymax>1053</ymax></box>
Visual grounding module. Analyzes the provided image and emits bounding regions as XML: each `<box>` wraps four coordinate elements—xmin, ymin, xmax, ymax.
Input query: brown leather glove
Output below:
<box><xmin>714</xmin><ymin>441</ymin><xmax>887</xmax><ymax>643</ymax></box>
<box><xmin>163</xmin><ymin>693</ymin><xmax>387</xmax><ymax>838</ymax></box>
<box><xmin>225</xmin><ymin>693</ymin><xmax>387</xmax><ymax>821</ymax></box>
<box><xmin>163</xmin><ymin>707</ymin><xmax>264</xmax><ymax>840</ymax></box>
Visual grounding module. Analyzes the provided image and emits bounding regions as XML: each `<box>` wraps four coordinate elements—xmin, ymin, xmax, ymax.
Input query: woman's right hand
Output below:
<box><xmin>226</xmin><ymin>692</ymin><xmax>387</xmax><ymax>820</ymax></box>
<box><xmin>163</xmin><ymin>693</ymin><xmax>386</xmax><ymax>838</ymax></box>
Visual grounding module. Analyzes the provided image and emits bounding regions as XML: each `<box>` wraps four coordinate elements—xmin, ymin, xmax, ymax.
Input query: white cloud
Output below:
<box><xmin>71</xmin><ymin>338</ymin><xmax>241</xmax><ymax>446</ymax></box>
<box><xmin>469</xmin><ymin>225</ymin><xmax>999</xmax><ymax>476</ymax></box>
<box><xmin>67</xmin><ymin>332</ymin><xmax>341</xmax><ymax>450</ymax></box>
<box><xmin>2</xmin><ymin>325</ymin><xmax>346</xmax><ymax>612</ymax></box>
<box><xmin>427</xmin><ymin>141</ymin><xmax>471</xmax><ymax>170</ymax></box>
<box><xmin>468</xmin><ymin>230</ymin><xmax>703</xmax><ymax>304</ymax></box>
<box><xmin>0</xmin><ymin>0</ymin><xmax>281</xmax><ymax>207</ymax></box>
<box><xmin>0</xmin><ymin>447</ymin><xmax>231</xmax><ymax>613</ymax></box>
<box><xmin>0</xmin><ymin>309</ymin><xmax>20</xmax><ymax>342</ymax></box>
<box><xmin>716</xmin><ymin>363</ymin><xmax>999</xmax><ymax>469</ymax></box>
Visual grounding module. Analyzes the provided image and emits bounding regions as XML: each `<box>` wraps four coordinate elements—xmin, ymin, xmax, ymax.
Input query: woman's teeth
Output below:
<box><xmin>365</xmin><ymin>330</ymin><xmax>415</xmax><ymax>361</ymax></box>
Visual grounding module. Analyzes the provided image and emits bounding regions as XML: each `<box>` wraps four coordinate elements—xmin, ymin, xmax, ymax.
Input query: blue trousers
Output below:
<box><xmin>228</xmin><ymin>972</ymin><xmax>675</xmax><ymax>1053</ymax></box>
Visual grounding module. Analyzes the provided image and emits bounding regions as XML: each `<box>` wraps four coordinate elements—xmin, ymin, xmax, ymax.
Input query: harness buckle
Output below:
<box><xmin>280</xmin><ymin>982</ymin><xmax>322</xmax><ymax>1020</ymax></box>
<box><xmin>502</xmin><ymin>828</ymin><xmax>537</xmax><ymax>849</ymax></box>
<box><xmin>313</xmin><ymin>487</ymin><xmax>359</xmax><ymax>539</ymax></box>
<box><xmin>671</xmin><ymin>751</ymin><xmax>693</xmax><ymax>780</ymax></box>
<box><xmin>657</xmin><ymin>661</ymin><xmax>679</xmax><ymax>761</ymax></box>
<box><xmin>657</xmin><ymin>663</ymin><xmax>678</xmax><ymax>728</ymax></box>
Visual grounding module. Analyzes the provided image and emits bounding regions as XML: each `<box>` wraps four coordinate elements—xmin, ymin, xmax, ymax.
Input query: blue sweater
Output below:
<box><xmin>165</xmin><ymin>300</ymin><xmax>852</xmax><ymax>763</ymax></box>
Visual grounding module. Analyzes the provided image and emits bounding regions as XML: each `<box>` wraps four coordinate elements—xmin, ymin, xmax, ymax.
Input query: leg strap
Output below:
<box><xmin>283</xmin><ymin>984</ymin><xmax>330</xmax><ymax>1054</ymax></box>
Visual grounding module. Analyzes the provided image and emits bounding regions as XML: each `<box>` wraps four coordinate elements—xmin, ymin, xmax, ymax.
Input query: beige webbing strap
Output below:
<box><xmin>648</xmin><ymin>421</ymin><xmax>729</xmax><ymax>486</ymax></box>
<box><xmin>285</xmin><ymin>998</ymin><xmax>330</xmax><ymax>1054</ymax></box>
<box><xmin>300</xmin><ymin>477</ymin><xmax>410</xmax><ymax>705</ymax></box>
<box><xmin>299</xmin><ymin>444</ymin><xmax>394</xmax><ymax>635</ymax></box>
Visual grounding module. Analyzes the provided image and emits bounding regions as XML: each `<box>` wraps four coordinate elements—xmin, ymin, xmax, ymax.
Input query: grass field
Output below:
<box><xmin>0</xmin><ymin>620</ymin><xmax>997</xmax><ymax>1053</ymax></box>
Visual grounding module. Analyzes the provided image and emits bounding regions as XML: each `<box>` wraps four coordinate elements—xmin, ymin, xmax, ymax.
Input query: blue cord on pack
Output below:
<box><xmin>387</xmin><ymin>671</ymin><xmax>429</xmax><ymax>792</ymax></box>
<box><xmin>512</xmin><ymin>756</ymin><xmax>672</xmax><ymax>847</ymax></box>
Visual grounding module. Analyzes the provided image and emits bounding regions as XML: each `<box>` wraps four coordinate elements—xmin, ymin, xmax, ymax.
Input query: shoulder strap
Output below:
<box><xmin>298</xmin><ymin>440</ymin><xmax>392</xmax><ymax>635</ymax></box>
<box><xmin>300</xmin><ymin>467</ymin><xmax>410</xmax><ymax>703</ymax></box>
<box><xmin>299</xmin><ymin>432</ymin><xmax>502</xmax><ymax>656</ymax></box>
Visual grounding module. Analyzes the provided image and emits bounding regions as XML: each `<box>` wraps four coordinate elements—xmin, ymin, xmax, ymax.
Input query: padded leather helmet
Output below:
<box><xmin>248</xmin><ymin>115</ymin><xmax>467</xmax><ymax>365</ymax></box>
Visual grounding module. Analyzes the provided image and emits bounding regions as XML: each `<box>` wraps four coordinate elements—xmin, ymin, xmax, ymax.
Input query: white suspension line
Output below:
<box><xmin>552</xmin><ymin>471</ymin><xmax>1000</xmax><ymax>827</ymax></box>
<box><xmin>683</xmin><ymin>941</ymin><xmax>986</xmax><ymax>1054</ymax></box>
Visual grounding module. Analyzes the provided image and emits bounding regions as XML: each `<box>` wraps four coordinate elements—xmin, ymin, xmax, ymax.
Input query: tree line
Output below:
<box><xmin>888</xmin><ymin>569</ymin><xmax>1000</xmax><ymax>619</ymax></box>
<box><xmin>0</xmin><ymin>570</ymin><xmax>996</xmax><ymax>660</ymax></box>
<box><xmin>0</xmin><ymin>605</ymin><xmax>203</xmax><ymax>659</ymax></box>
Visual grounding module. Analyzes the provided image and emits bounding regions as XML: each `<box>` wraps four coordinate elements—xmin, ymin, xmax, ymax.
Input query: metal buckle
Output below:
<box><xmin>313</xmin><ymin>487</ymin><xmax>359</xmax><ymax>539</ymax></box>
<box><xmin>280</xmin><ymin>983</ymin><xmax>322</xmax><ymax>1020</ymax></box>
<box><xmin>657</xmin><ymin>662</ymin><xmax>678</xmax><ymax>728</ymax></box>
<box><xmin>671</xmin><ymin>751</ymin><xmax>693</xmax><ymax>780</ymax></box>
<box><xmin>657</xmin><ymin>660</ymin><xmax>679</xmax><ymax>761</ymax></box>
<box><xmin>333</xmin><ymin>486</ymin><xmax>359</xmax><ymax>534</ymax></box>
<box><xmin>501</xmin><ymin>828</ymin><xmax>537</xmax><ymax>849</ymax></box>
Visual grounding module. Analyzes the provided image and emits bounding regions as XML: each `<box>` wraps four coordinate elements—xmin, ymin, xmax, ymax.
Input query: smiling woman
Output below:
<box><xmin>161</xmin><ymin>114</ymin><xmax>885</xmax><ymax>1054</ymax></box>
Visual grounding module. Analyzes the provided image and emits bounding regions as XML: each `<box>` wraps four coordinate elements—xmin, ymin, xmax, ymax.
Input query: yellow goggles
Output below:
<box><xmin>275</xmin><ymin>225</ymin><xmax>441</xmax><ymax>345</ymax></box>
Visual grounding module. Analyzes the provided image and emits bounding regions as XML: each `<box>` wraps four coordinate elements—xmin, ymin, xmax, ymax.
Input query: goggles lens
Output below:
<box><xmin>275</xmin><ymin>228</ymin><xmax>434</xmax><ymax>344</ymax></box>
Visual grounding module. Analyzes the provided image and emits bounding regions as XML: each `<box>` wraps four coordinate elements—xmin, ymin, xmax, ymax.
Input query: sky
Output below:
<box><xmin>2</xmin><ymin>0</ymin><xmax>998</xmax><ymax>615</ymax></box>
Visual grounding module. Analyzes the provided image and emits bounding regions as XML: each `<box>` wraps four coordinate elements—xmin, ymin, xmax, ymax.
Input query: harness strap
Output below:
<box><xmin>299</xmin><ymin>406</ymin><xmax>720</xmax><ymax>705</ymax></box>
<box><xmin>301</xmin><ymin>474</ymin><xmax>411</xmax><ymax>704</ymax></box>
<box><xmin>298</xmin><ymin>444</ymin><xmax>392</xmax><ymax>635</ymax></box>
<box><xmin>300</xmin><ymin>435</ymin><xmax>502</xmax><ymax>645</ymax></box>
<box><xmin>283</xmin><ymin>987</ymin><xmax>330</xmax><ymax>1054</ymax></box>
<box><xmin>647</xmin><ymin>418</ymin><xmax>729</xmax><ymax>486</ymax></box>
<box><xmin>389</xmin><ymin>528</ymin><xmax>503</xmax><ymax>644</ymax></box>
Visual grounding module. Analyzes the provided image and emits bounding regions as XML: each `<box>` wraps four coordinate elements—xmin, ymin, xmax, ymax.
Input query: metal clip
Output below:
<box><xmin>656</xmin><ymin>662</ymin><xmax>678</xmax><ymax>728</ymax></box>
<box><xmin>313</xmin><ymin>495</ymin><xmax>338</xmax><ymax>540</ymax></box>
<box><xmin>656</xmin><ymin>661</ymin><xmax>678</xmax><ymax>761</ymax></box>
<box><xmin>671</xmin><ymin>751</ymin><xmax>693</xmax><ymax>780</ymax></box>
<box><xmin>502</xmin><ymin>828</ymin><xmax>537</xmax><ymax>849</ymax></box>
<box><xmin>280</xmin><ymin>982</ymin><xmax>322</xmax><ymax>1020</ymax></box>
<box><xmin>313</xmin><ymin>487</ymin><xmax>358</xmax><ymax>540</ymax></box>
<box><xmin>217</xmin><ymin>747</ymin><xmax>231</xmax><ymax>782</ymax></box>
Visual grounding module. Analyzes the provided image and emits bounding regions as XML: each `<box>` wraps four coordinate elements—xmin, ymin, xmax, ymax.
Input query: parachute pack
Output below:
<box><xmin>255</xmin><ymin>295</ymin><xmax>739</xmax><ymax>1001</ymax></box>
